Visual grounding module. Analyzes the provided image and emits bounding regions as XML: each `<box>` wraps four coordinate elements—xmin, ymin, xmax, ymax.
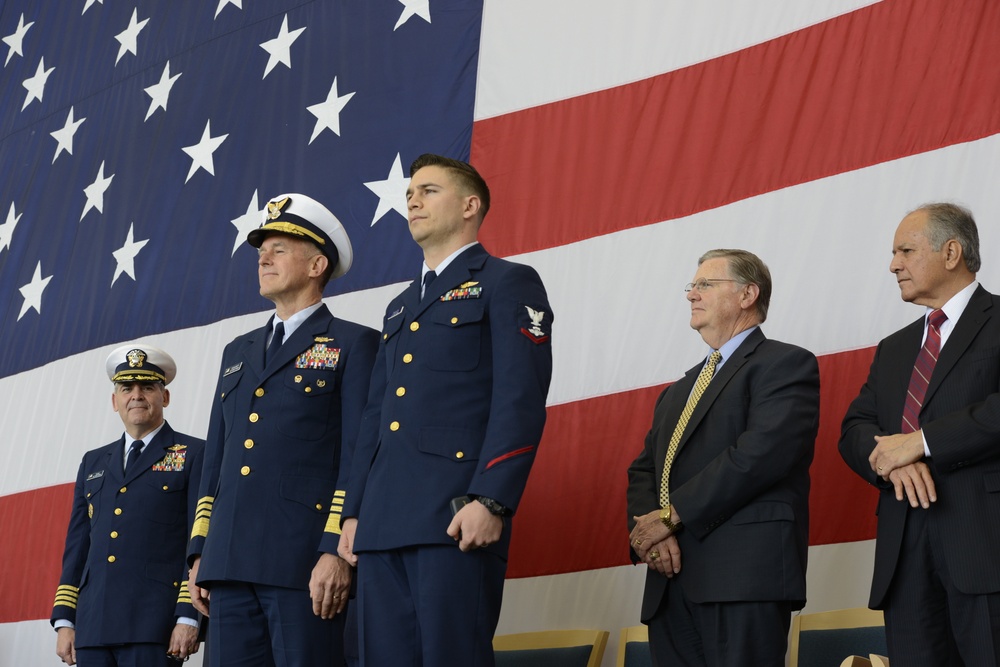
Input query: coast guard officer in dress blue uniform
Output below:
<box><xmin>187</xmin><ymin>194</ymin><xmax>378</xmax><ymax>667</ymax></box>
<box><xmin>52</xmin><ymin>344</ymin><xmax>205</xmax><ymax>666</ymax></box>
<box><xmin>338</xmin><ymin>154</ymin><xmax>554</xmax><ymax>666</ymax></box>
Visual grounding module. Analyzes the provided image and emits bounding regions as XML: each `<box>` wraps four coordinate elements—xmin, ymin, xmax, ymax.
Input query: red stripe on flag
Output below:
<box><xmin>506</xmin><ymin>346</ymin><xmax>878</xmax><ymax>578</ymax></box>
<box><xmin>473</xmin><ymin>0</ymin><xmax>1000</xmax><ymax>258</ymax></box>
<box><xmin>0</xmin><ymin>347</ymin><xmax>880</xmax><ymax>614</ymax></box>
<box><xmin>0</xmin><ymin>483</ymin><xmax>73</xmax><ymax>623</ymax></box>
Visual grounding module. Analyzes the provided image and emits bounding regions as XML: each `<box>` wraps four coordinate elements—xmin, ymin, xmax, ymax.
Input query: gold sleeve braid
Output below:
<box><xmin>191</xmin><ymin>496</ymin><xmax>214</xmax><ymax>539</ymax></box>
<box><xmin>53</xmin><ymin>584</ymin><xmax>79</xmax><ymax>610</ymax></box>
<box><xmin>323</xmin><ymin>489</ymin><xmax>346</xmax><ymax>535</ymax></box>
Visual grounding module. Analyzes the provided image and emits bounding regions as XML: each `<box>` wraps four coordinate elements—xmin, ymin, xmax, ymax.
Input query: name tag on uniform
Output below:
<box><xmin>86</xmin><ymin>470</ymin><xmax>104</xmax><ymax>481</ymax></box>
<box><xmin>223</xmin><ymin>362</ymin><xmax>243</xmax><ymax>377</ymax></box>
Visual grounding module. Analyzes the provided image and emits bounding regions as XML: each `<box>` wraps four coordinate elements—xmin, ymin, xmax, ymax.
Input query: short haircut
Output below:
<box><xmin>911</xmin><ymin>202</ymin><xmax>981</xmax><ymax>273</ymax></box>
<box><xmin>409</xmin><ymin>153</ymin><xmax>491</xmax><ymax>218</ymax></box>
<box><xmin>698</xmin><ymin>248</ymin><xmax>772</xmax><ymax>322</ymax></box>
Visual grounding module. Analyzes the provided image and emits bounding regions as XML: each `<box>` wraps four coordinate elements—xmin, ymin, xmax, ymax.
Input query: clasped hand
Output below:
<box><xmin>629</xmin><ymin>510</ymin><xmax>681</xmax><ymax>577</ymax></box>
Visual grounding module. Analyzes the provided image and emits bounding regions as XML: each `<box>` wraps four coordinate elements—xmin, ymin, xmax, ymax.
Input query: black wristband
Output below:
<box><xmin>475</xmin><ymin>496</ymin><xmax>511</xmax><ymax>516</ymax></box>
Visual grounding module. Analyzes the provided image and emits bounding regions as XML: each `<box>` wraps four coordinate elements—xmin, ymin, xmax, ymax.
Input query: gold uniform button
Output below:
<box><xmin>108</xmin><ymin>556</ymin><xmax>116</xmax><ymax>563</ymax></box>
<box><xmin>255</xmin><ymin>387</ymin><xmax>265</xmax><ymax>397</ymax></box>
<box><xmin>315</xmin><ymin>503</ymin><xmax>323</xmax><ymax>511</ymax></box>
<box><xmin>119</xmin><ymin>487</ymin><xmax>127</xmax><ymax>494</ymax></box>
<box><xmin>383</xmin><ymin>333</ymin><xmax>388</xmax><ymax>341</ymax></box>
<box><xmin>249</xmin><ymin>413</ymin><xmax>259</xmax><ymax>423</ymax></box>
<box><xmin>451</xmin><ymin>317</ymin><xmax>458</xmax><ymax>324</ymax></box>
<box><xmin>402</xmin><ymin>353</ymin><xmax>413</xmax><ymax>363</ymax></box>
<box><xmin>390</xmin><ymin>421</ymin><xmax>400</xmax><ymax>431</ymax></box>
<box><xmin>86</xmin><ymin>492</ymin><xmax>91</xmax><ymax>498</ymax></box>
<box><xmin>173</xmin><ymin>582</ymin><xmax>179</xmax><ymax>588</ymax></box>
<box><xmin>114</xmin><ymin>508</ymin><xmax>123</xmax><ymax>516</ymax></box>
<box><xmin>110</xmin><ymin>531</ymin><xmax>119</xmax><ymax>539</ymax></box>
<box><xmin>456</xmin><ymin>451</ymin><xmax>465</xmax><ymax>459</ymax></box>
<box><xmin>396</xmin><ymin>387</ymin><xmax>406</xmax><ymax>397</ymax></box>
<box><xmin>410</xmin><ymin>321</ymin><xmax>420</xmax><ymax>331</ymax></box>
<box><xmin>241</xmin><ymin>466</ymin><xmax>251</xmax><ymax>476</ymax></box>
<box><xmin>305</xmin><ymin>386</ymin><xmax>312</xmax><ymax>393</ymax></box>
<box><xmin>162</xmin><ymin>485</ymin><xmax>169</xmax><ymax>491</ymax></box>
<box><xmin>244</xmin><ymin>439</ymin><xmax>254</xmax><ymax>449</ymax></box>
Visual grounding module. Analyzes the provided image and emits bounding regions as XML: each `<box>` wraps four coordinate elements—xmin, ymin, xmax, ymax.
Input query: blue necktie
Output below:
<box><xmin>125</xmin><ymin>440</ymin><xmax>143</xmax><ymax>474</ymax></box>
<box><xmin>265</xmin><ymin>321</ymin><xmax>284</xmax><ymax>365</ymax></box>
<box><xmin>422</xmin><ymin>270</ymin><xmax>436</xmax><ymax>300</ymax></box>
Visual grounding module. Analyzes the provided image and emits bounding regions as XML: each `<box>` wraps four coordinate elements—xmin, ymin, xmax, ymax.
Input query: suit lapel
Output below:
<box><xmin>242</xmin><ymin>318</ymin><xmax>270</xmax><ymax>380</ymax></box>
<box><xmin>673</xmin><ymin>328</ymin><xmax>765</xmax><ymax>457</ymax></box>
<box><xmin>106</xmin><ymin>438</ymin><xmax>125</xmax><ymax>484</ymax></box>
<box><xmin>924</xmin><ymin>285</ymin><xmax>991</xmax><ymax>408</ymax></box>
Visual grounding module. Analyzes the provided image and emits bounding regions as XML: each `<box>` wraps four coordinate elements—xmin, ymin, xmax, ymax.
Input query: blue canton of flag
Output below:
<box><xmin>0</xmin><ymin>0</ymin><xmax>482</xmax><ymax>379</ymax></box>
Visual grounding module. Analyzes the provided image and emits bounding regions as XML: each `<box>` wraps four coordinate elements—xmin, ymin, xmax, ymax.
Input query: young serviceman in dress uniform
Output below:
<box><xmin>338</xmin><ymin>154</ymin><xmax>554</xmax><ymax>666</ymax></box>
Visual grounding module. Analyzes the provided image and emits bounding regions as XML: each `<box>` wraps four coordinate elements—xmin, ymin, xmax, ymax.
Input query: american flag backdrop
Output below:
<box><xmin>2</xmin><ymin>0</ymin><xmax>999</xmax><ymax>664</ymax></box>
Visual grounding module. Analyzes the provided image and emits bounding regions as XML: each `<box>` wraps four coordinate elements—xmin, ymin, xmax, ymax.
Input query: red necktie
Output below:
<box><xmin>901</xmin><ymin>309</ymin><xmax>947</xmax><ymax>433</ymax></box>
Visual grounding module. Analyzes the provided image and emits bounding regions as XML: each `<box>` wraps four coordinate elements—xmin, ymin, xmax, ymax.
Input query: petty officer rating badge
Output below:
<box><xmin>520</xmin><ymin>305</ymin><xmax>550</xmax><ymax>344</ymax></box>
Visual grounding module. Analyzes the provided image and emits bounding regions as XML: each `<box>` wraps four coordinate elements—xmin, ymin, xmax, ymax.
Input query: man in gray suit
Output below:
<box><xmin>627</xmin><ymin>248</ymin><xmax>819</xmax><ymax>667</ymax></box>
<box><xmin>840</xmin><ymin>203</ymin><xmax>1000</xmax><ymax>666</ymax></box>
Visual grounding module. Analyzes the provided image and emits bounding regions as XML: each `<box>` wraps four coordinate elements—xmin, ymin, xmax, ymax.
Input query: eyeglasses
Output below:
<box><xmin>684</xmin><ymin>279</ymin><xmax>739</xmax><ymax>293</ymax></box>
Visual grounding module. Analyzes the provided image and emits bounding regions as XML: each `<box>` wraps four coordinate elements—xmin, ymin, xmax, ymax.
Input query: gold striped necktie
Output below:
<box><xmin>659</xmin><ymin>351</ymin><xmax>723</xmax><ymax>508</ymax></box>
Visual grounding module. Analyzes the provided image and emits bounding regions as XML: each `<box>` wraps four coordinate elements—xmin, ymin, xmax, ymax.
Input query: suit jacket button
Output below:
<box><xmin>108</xmin><ymin>555</ymin><xmax>116</xmax><ymax>563</ymax></box>
<box><xmin>114</xmin><ymin>508</ymin><xmax>123</xmax><ymax>516</ymax></box>
<box><xmin>120</xmin><ymin>487</ymin><xmax>127</xmax><ymax>494</ymax></box>
<box><xmin>241</xmin><ymin>466</ymin><xmax>251</xmax><ymax>476</ymax></box>
<box><xmin>245</xmin><ymin>439</ymin><xmax>254</xmax><ymax>449</ymax></box>
<box><xmin>456</xmin><ymin>451</ymin><xmax>464</xmax><ymax>459</ymax></box>
<box><xmin>410</xmin><ymin>321</ymin><xmax>420</xmax><ymax>331</ymax></box>
<box><xmin>249</xmin><ymin>413</ymin><xmax>259</xmax><ymax>423</ymax></box>
<box><xmin>390</xmin><ymin>421</ymin><xmax>400</xmax><ymax>432</ymax></box>
<box><xmin>255</xmin><ymin>388</ymin><xmax>265</xmax><ymax>397</ymax></box>
<box><xmin>396</xmin><ymin>387</ymin><xmax>406</xmax><ymax>397</ymax></box>
<box><xmin>110</xmin><ymin>531</ymin><xmax>118</xmax><ymax>539</ymax></box>
<box><xmin>305</xmin><ymin>386</ymin><xmax>312</xmax><ymax>393</ymax></box>
<box><xmin>403</xmin><ymin>353</ymin><xmax>413</xmax><ymax>363</ymax></box>
<box><xmin>315</xmin><ymin>504</ymin><xmax>323</xmax><ymax>511</ymax></box>
<box><xmin>451</xmin><ymin>317</ymin><xmax>458</xmax><ymax>324</ymax></box>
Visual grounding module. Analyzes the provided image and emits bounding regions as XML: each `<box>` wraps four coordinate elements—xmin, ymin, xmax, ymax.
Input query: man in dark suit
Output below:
<box><xmin>52</xmin><ymin>344</ymin><xmax>204</xmax><ymax>666</ymax></box>
<box><xmin>839</xmin><ymin>203</ymin><xmax>1000</xmax><ymax>666</ymax></box>
<box><xmin>187</xmin><ymin>194</ymin><xmax>378</xmax><ymax>666</ymax></box>
<box><xmin>627</xmin><ymin>249</ymin><xmax>819</xmax><ymax>667</ymax></box>
<box><xmin>337</xmin><ymin>154</ymin><xmax>553</xmax><ymax>666</ymax></box>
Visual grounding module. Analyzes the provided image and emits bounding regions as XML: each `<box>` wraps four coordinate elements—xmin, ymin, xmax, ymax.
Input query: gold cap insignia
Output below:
<box><xmin>126</xmin><ymin>349</ymin><xmax>146</xmax><ymax>368</ymax></box>
<box><xmin>267</xmin><ymin>197</ymin><xmax>291</xmax><ymax>220</ymax></box>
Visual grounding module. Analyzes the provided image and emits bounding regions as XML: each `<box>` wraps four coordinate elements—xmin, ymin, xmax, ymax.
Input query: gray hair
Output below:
<box><xmin>911</xmin><ymin>202</ymin><xmax>981</xmax><ymax>273</ymax></box>
<box><xmin>698</xmin><ymin>249</ymin><xmax>771</xmax><ymax>321</ymax></box>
